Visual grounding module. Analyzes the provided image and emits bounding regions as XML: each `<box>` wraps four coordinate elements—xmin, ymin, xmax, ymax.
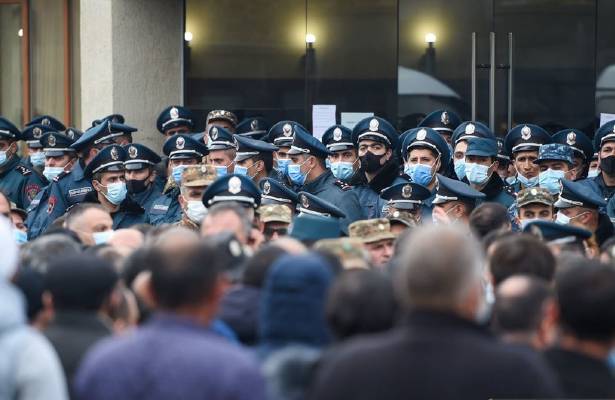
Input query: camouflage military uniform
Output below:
<box><xmin>349</xmin><ymin>218</ymin><xmax>397</xmax><ymax>244</ymax></box>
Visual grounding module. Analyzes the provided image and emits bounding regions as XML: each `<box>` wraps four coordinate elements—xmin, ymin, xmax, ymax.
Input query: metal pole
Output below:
<box><xmin>507</xmin><ymin>32</ymin><xmax>514</xmax><ymax>131</ymax></box>
<box><xmin>489</xmin><ymin>32</ymin><xmax>496</xmax><ymax>131</ymax></box>
<box><xmin>471</xmin><ymin>32</ymin><xmax>477</xmax><ymax>121</ymax></box>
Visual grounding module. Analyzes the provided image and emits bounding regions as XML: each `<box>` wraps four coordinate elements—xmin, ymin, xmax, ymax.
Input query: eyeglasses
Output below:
<box><xmin>264</xmin><ymin>226</ymin><xmax>288</xmax><ymax>239</ymax></box>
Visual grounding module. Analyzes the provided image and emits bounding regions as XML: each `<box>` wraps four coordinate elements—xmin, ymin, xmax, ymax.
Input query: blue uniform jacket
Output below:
<box><xmin>0</xmin><ymin>155</ymin><xmax>44</xmax><ymax>210</ymax></box>
<box><xmin>350</xmin><ymin>161</ymin><xmax>407</xmax><ymax>219</ymax></box>
<box><xmin>148</xmin><ymin>186</ymin><xmax>181</xmax><ymax>226</ymax></box>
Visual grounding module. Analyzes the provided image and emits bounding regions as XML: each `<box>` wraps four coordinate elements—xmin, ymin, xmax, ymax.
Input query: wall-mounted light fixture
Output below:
<box><xmin>425</xmin><ymin>33</ymin><xmax>436</xmax><ymax>46</ymax></box>
<box><xmin>18</xmin><ymin>28</ymin><xmax>23</xmax><ymax>38</ymax></box>
<box><xmin>305</xmin><ymin>33</ymin><xmax>316</xmax><ymax>48</ymax></box>
<box><xmin>184</xmin><ymin>31</ymin><xmax>193</xmax><ymax>42</ymax></box>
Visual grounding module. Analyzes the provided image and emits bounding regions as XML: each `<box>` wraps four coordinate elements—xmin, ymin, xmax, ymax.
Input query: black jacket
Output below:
<box><xmin>309</xmin><ymin>311</ymin><xmax>562</xmax><ymax>400</ymax></box>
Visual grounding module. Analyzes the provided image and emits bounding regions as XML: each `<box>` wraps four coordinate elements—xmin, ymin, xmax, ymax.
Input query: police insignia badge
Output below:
<box><xmin>530</xmin><ymin>188</ymin><xmax>538</xmax><ymax>196</ymax></box>
<box><xmin>170</xmin><ymin>107</ymin><xmax>179</xmax><ymax>120</ymax></box>
<box><xmin>176</xmin><ymin>136</ymin><xmax>185</xmax><ymax>150</ymax></box>
<box><xmin>301</xmin><ymin>194</ymin><xmax>309</xmax><ymax>208</ymax></box>
<box><xmin>465</xmin><ymin>123</ymin><xmax>475</xmax><ymax>135</ymax></box>
<box><xmin>369</xmin><ymin>118</ymin><xmax>379</xmax><ymax>132</ymax></box>
<box><xmin>48</xmin><ymin>134</ymin><xmax>56</xmax><ymax>147</ymax></box>
<box><xmin>283</xmin><ymin>124</ymin><xmax>292</xmax><ymax>137</ymax></box>
<box><xmin>110</xmin><ymin>146</ymin><xmax>119</xmax><ymax>161</ymax></box>
<box><xmin>228</xmin><ymin>176</ymin><xmax>242</xmax><ymax>194</ymax></box>
<box><xmin>42</xmin><ymin>118</ymin><xmax>50</xmax><ymax>127</ymax></box>
<box><xmin>263</xmin><ymin>180</ymin><xmax>271</xmax><ymax>195</ymax></box>
<box><xmin>402</xmin><ymin>184</ymin><xmax>412</xmax><ymax>198</ymax></box>
<box><xmin>441</xmin><ymin>111</ymin><xmax>450</xmax><ymax>125</ymax></box>
<box><xmin>567</xmin><ymin>132</ymin><xmax>576</xmax><ymax>146</ymax></box>
<box><xmin>521</xmin><ymin>125</ymin><xmax>532</xmax><ymax>140</ymax></box>
<box><xmin>251</xmin><ymin>119</ymin><xmax>259</xmax><ymax>131</ymax></box>
<box><xmin>33</xmin><ymin>127</ymin><xmax>42</xmax><ymax>139</ymax></box>
<box><xmin>417</xmin><ymin>129</ymin><xmax>427</xmax><ymax>141</ymax></box>
<box><xmin>333</xmin><ymin>127</ymin><xmax>342</xmax><ymax>141</ymax></box>
<box><xmin>210</xmin><ymin>127</ymin><xmax>219</xmax><ymax>141</ymax></box>
<box><xmin>66</xmin><ymin>130</ymin><xmax>74</xmax><ymax>139</ymax></box>
<box><xmin>128</xmin><ymin>145</ymin><xmax>138</xmax><ymax>159</ymax></box>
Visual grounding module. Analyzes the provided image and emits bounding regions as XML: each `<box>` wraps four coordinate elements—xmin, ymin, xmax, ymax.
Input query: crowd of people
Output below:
<box><xmin>1</xmin><ymin>107</ymin><xmax>615</xmax><ymax>399</ymax></box>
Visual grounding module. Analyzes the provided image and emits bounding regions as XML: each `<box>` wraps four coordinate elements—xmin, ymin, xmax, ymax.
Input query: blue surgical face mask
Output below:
<box><xmin>13</xmin><ymin>229</ymin><xmax>27</xmax><ymax>245</ymax></box>
<box><xmin>539</xmin><ymin>168</ymin><xmax>566</xmax><ymax>194</ymax></box>
<box><xmin>92</xmin><ymin>230</ymin><xmax>113</xmax><ymax>245</ymax></box>
<box><xmin>30</xmin><ymin>152</ymin><xmax>45</xmax><ymax>167</ymax></box>
<box><xmin>405</xmin><ymin>163</ymin><xmax>434</xmax><ymax>187</ymax></box>
<box><xmin>276</xmin><ymin>158</ymin><xmax>290</xmax><ymax>176</ymax></box>
<box><xmin>454</xmin><ymin>160</ymin><xmax>466</xmax><ymax>180</ymax></box>
<box><xmin>517</xmin><ymin>172</ymin><xmax>538</xmax><ymax>188</ymax></box>
<box><xmin>43</xmin><ymin>166</ymin><xmax>64</xmax><ymax>181</ymax></box>
<box><xmin>505</xmin><ymin>175</ymin><xmax>517</xmax><ymax>185</ymax></box>
<box><xmin>465</xmin><ymin>162</ymin><xmax>492</xmax><ymax>186</ymax></box>
<box><xmin>233</xmin><ymin>163</ymin><xmax>256</xmax><ymax>179</ymax></box>
<box><xmin>288</xmin><ymin>159</ymin><xmax>310</xmax><ymax>186</ymax></box>
<box><xmin>331</xmin><ymin>161</ymin><xmax>355</xmax><ymax>181</ymax></box>
<box><xmin>215</xmin><ymin>165</ymin><xmax>228</xmax><ymax>177</ymax></box>
<box><xmin>172</xmin><ymin>165</ymin><xmax>187</xmax><ymax>184</ymax></box>
<box><xmin>588</xmin><ymin>169</ymin><xmax>600</xmax><ymax>178</ymax></box>
<box><xmin>102</xmin><ymin>182</ymin><xmax>127</xmax><ymax>205</ymax></box>
<box><xmin>555</xmin><ymin>211</ymin><xmax>571</xmax><ymax>225</ymax></box>
<box><xmin>0</xmin><ymin>151</ymin><xmax>7</xmax><ymax>165</ymax></box>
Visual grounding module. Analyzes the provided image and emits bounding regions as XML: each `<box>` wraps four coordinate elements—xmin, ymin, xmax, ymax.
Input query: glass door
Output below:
<box><xmin>0</xmin><ymin>0</ymin><xmax>27</xmax><ymax>124</ymax></box>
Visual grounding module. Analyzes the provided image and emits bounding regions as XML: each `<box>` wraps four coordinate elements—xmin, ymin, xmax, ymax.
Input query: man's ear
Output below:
<box><xmin>383</xmin><ymin>148</ymin><xmax>393</xmax><ymax>163</ymax></box>
<box><xmin>255</xmin><ymin>159</ymin><xmax>265</xmax><ymax>173</ymax></box>
<box><xmin>92</xmin><ymin>179</ymin><xmax>102</xmax><ymax>192</ymax></box>
<box><xmin>178</xmin><ymin>193</ymin><xmax>187</xmax><ymax>209</ymax></box>
<box><xmin>567</xmin><ymin>166</ymin><xmax>578</xmax><ymax>181</ymax></box>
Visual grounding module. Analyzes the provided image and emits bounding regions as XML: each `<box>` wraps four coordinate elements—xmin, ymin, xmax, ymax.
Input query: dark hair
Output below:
<box><xmin>45</xmin><ymin>254</ymin><xmax>118</xmax><ymax>311</ymax></box>
<box><xmin>469</xmin><ymin>202</ymin><xmax>510</xmax><ymax>239</ymax></box>
<box><xmin>556</xmin><ymin>260</ymin><xmax>615</xmax><ymax>342</ymax></box>
<box><xmin>255</xmin><ymin>153</ymin><xmax>273</xmax><ymax>174</ymax></box>
<box><xmin>13</xmin><ymin>267</ymin><xmax>45</xmax><ymax>321</ymax></box>
<box><xmin>242</xmin><ymin>245</ymin><xmax>288</xmax><ymax>288</ymax></box>
<box><xmin>482</xmin><ymin>229</ymin><xmax>516</xmax><ymax>253</ymax></box>
<box><xmin>488</xmin><ymin>234</ymin><xmax>556</xmax><ymax>286</ymax></box>
<box><xmin>326</xmin><ymin>269</ymin><xmax>398</xmax><ymax>340</ymax></box>
<box><xmin>64</xmin><ymin>202</ymin><xmax>108</xmax><ymax>228</ymax></box>
<box><xmin>149</xmin><ymin>241</ymin><xmax>223</xmax><ymax>309</ymax></box>
<box><xmin>492</xmin><ymin>275</ymin><xmax>553</xmax><ymax>334</ymax></box>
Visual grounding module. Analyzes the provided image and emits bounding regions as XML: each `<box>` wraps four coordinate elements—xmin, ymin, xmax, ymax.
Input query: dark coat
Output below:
<box><xmin>309</xmin><ymin>311</ymin><xmax>562</xmax><ymax>400</ymax></box>
<box><xmin>350</xmin><ymin>161</ymin><xmax>407</xmax><ymax>219</ymax></box>
<box><xmin>473</xmin><ymin>173</ymin><xmax>515</xmax><ymax>208</ymax></box>
<box><xmin>218</xmin><ymin>285</ymin><xmax>261</xmax><ymax>346</ymax></box>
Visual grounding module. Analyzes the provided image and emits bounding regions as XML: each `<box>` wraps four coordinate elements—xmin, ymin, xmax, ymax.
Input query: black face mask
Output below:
<box><xmin>360</xmin><ymin>151</ymin><xmax>385</xmax><ymax>173</ymax></box>
<box><xmin>126</xmin><ymin>179</ymin><xmax>149</xmax><ymax>194</ymax></box>
<box><xmin>600</xmin><ymin>156</ymin><xmax>615</xmax><ymax>176</ymax></box>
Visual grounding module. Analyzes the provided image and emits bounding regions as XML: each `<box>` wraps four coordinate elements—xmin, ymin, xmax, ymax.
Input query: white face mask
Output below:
<box><xmin>519</xmin><ymin>218</ymin><xmax>541</xmax><ymax>230</ymax></box>
<box><xmin>92</xmin><ymin>230</ymin><xmax>113</xmax><ymax>245</ymax></box>
<box><xmin>185</xmin><ymin>200</ymin><xmax>207</xmax><ymax>224</ymax></box>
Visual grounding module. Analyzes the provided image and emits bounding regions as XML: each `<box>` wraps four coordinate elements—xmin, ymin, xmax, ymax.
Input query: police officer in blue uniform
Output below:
<box><xmin>201</xmin><ymin>174</ymin><xmax>261</xmax><ymax>217</ymax></box>
<box><xmin>504</xmin><ymin>124</ymin><xmax>551</xmax><ymax>194</ymax></box>
<box><xmin>287</xmin><ymin>124</ymin><xmax>365</xmax><ymax>231</ymax></box>
<box><xmin>417</xmin><ymin>109</ymin><xmax>462</xmax><ymax>145</ymax></box>
<box><xmin>258</xmin><ymin>177</ymin><xmax>298</xmax><ymax>214</ymax></box>
<box><xmin>431</xmin><ymin>174</ymin><xmax>486</xmax><ymax>226</ymax></box>
<box><xmin>207</xmin><ymin>126</ymin><xmax>237</xmax><ymax>177</ymax></box>
<box><xmin>322</xmin><ymin>125</ymin><xmax>359</xmax><ymax>183</ymax></box>
<box><xmin>26</xmin><ymin>115</ymin><xmax>66</xmax><ymax>131</ymax></box>
<box><xmin>551</xmin><ymin>129</ymin><xmax>593</xmax><ymax>180</ymax></box>
<box><xmin>380</xmin><ymin>181</ymin><xmax>431</xmax><ymax>225</ymax></box>
<box><xmin>264</xmin><ymin>121</ymin><xmax>307</xmax><ymax>180</ymax></box>
<box><xmin>83</xmin><ymin>145</ymin><xmax>146</xmax><ymax>229</ymax></box>
<box><xmin>233</xmin><ymin>135</ymin><xmax>279</xmax><ymax>183</ymax></box>
<box><xmin>523</xmin><ymin>219</ymin><xmax>592</xmax><ymax>254</ymax></box>
<box><xmin>464</xmin><ymin>137</ymin><xmax>515</xmax><ymax>208</ymax></box>
<box><xmin>156</xmin><ymin>105</ymin><xmax>194</xmax><ymax>138</ymax></box>
<box><xmin>0</xmin><ymin>117</ymin><xmax>44</xmax><ymax>210</ymax></box>
<box><xmin>21</xmin><ymin>124</ymin><xmax>55</xmax><ymax>176</ymax></box>
<box><xmin>581</xmin><ymin>120</ymin><xmax>615</xmax><ymax>203</ymax></box>
<box><xmin>236</xmin><ymin>117</ymin><xmax>270</xmax><ymax>140</ymax></box>
<box><xmin>91</xmin><ymin>114</ymin><xmax>125</xmax><ymax>127</ymax></box>
<box><xmin>124</xmin><ymin>143</ymin><xmax>163</xmax><ymax>214</ymax></box>
<box><xmin>86</xmin><ymin>118</ymin><xmax>137</xmax><ymax>146</ymax></box>
<box><xmin>296</xmin><ymin>191</ymin><xmax>346</xmax><ymax>226</ymax></box>
<box><xmin>450</xmin><ymin>121</ymin><xmax>496</xmax><ymax>181</ymax></box>
<box><xmin>148</xmin><ymin>134</ymin><xmax>208</xmax><ymax>225</ymax></box>
<box><xmin>349</xmin><ymin>116</ymin><xmax>406</xmax><ymax>219</ymax></box>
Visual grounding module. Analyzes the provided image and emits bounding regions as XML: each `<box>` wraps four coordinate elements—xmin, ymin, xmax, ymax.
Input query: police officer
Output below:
<box><xmin>496</xmin><ymin>137</ymin><xmax>515</xmax><ymax>185</ymax></box>
<box><xmin>201</xmin><ymin>174</ymin><xmax>261</xmax><ymax>220</ymax></box>
<box><xmin>322</xmin><ymin>125</ymin><xmax>359</xmax><ymax>183</ymax></box>
<box><xmin>534</xmin><ymin>143</ymin><xmax>577</xmax><ymax>195</ymax></box>
<box><xmin>123</xmin><ymin>143</ymin><xmax>163</xmax><ymax>213</ymax></box>
<box><xmin>91</xmin><ymin>114</ymin><xmax>124</xmax><ymax>127</ymax></box>
<box><xmin>206</xmin><ymin>110</ymin><xmax>238</xmax><ymax>135</ymax></box>
<box><xmin>515</xmin><ymin>187</ymin><xmax>555</xmax><ymax>229</ymax></box>
<box><xmin>380</xmin><ymin>181</ymin><xmax>431</xmax><ymax>225</ymax></box>
<box><xmin>417</xmin><ymin>109</ymin><xmax>462</xmax><ymax>145</ymax></box>
<box><xmin>207</xmin><ymin>126</ymin><xmax>237</xmax><ymax>176</ymax></box>
<box><xmin>350</xmin><ymin>116</ymin><xmax>405</xmax><ymax>219</ymax></box>
<box><xmin>464</xmin><ymin>137</ymin><xmax>514</xmax><ymax>208</ymax></box>
<box><xmin>287</xmin><ymin>124</ymin><xmax>365</xmax><ymax>231</ymax></box>
<box><xmin>348</xmin><ymin>218</ymin><xmax>397</xmax><ymax>269</ymax></box>
<box><xmin>21</xmin><ymin>124</ymin><xmax>54</xmax><ymax>175</ymax></box>
<box><xmin>504</xmin><ymin>124</ymin><xmax>551</xmax><ymax>193</ymax></box>
<box><xmin>265</xmin><ymin>121</ymin><xmax>307</xmax><ymax>180</ymax></box>
<box><xmin>175</xmin><ymin>165</ymin><xmax>217</xmax><ymax>231</ymax></box>
<box><xmin>588</xmin><ymin>151</ymin><xmax>600</xmax><ymax>178</ymax></box>
<box><xmin>83</xmin><ymin>145</ymin><xmax>146</xmax><ymax>229</ymax></box>
<box><xmin>0</xmin><ymin>117</ymin><xmax>44</xmax><ymax>210</ymax></box>
<box><xmin>551</xmin><ymin>129</ymin><xmax>593</xmax><ymax>180</ymax></box>
<box><xmin>148</xmin><ymin>134</ymin><xmax>208</xmax><ymax>225</ymax></box>
<box><xmin>297</xmin><ymin>191</ymin><xmax>346</xmax><ymax>220</ymax></box>
<box><xmin>450</xmin><ymin>121</ymin><xmax>495</xmax><ymax>181</ymax></box>
<box><xmin>582</xmin><ymin>120</ymin><xmax>615</xmax><ymax>202</ymax></box>
<box><xmin>26</xmin><ymin>115</ymin><xmax>66</xmax><ymax>131</ymax></box>
<box><xmin>156</xmin><ymin>105</ymin><xmax>194</xmax><ymax>137</ymax></box>
<box><xmin>258</xmin><ymin>177</ymin><xmax>298</xmax><ymax>214</ymax></box>
<box><xmin>431</xmin><ymin>174</ymin><xmax>486</xmax><ymax>226</ymax></box>
<box><xmin>233</xmin><ymin>135</ymin><xmax>278</xmax><ymax>183</ymax></box>
<box><xmin>523</xmin><ymin>219</ymin><xmax>592</xmax><ymax>256</ymax></box>
<box><xmin>88</xmin><ymin>118</ymin><xmax>137</xmax><ymax>146</ymax></box>
<box><xmin>236</xmin><ymin>117</ymin><xmax>270</xmax><ymax>140</ymax></box>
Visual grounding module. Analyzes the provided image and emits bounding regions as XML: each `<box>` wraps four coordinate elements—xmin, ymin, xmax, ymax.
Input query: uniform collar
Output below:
<box><xmin>0</xmin><ymin>155</ymin><xmax>20</xmax><ymax>176</ymax></box>
<box><xmin>302</xmin><ymin>169</ymin><xmax>334</xmax><ymax>192</ymax></box>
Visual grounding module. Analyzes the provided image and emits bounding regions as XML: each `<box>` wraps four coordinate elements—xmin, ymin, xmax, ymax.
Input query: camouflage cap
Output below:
<box><xmin>533</xmin><ymin>143</ymin><xmax>573</xmax><ymax>165</ymax></box>
<box><xmin>516</xmin><ymin>187</ymin><xmax>554</xmax><ymax>208</ymax></box>
<box><xmin>181</xmin><ymin>164</ymin><xmax>217</xmax><ymax>188</ymax></box>
<box><xmin>385</xmin><ymin>209</ymin><xmax>418</xmax><ymax>228</ymax></box>
<box><xmin>257</xmin><ymin>204</ymin><xmax>292</xmax><ymax>224</ymax></box>
<box><xmin>314</xmin><ymin>238</ymin><xmax>369</xmax><ymax>270</ymax></box>
<box><xmin>349</xmin><ymin>218</ymin><xmax>396</xmax><ymax>244</ymax></box>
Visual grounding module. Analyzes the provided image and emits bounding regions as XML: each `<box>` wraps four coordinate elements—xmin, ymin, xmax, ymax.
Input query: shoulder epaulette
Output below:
<box><xmin>334</xmin><ymin>180</ymin><xmax>353</xmax><ymax>191</ymax></box>
<box><xmin>53</xmin><ymin>170</ymin><xmax>70</xmax><ymax>182</ymax></box>
<box><xmin>15</xmin><ymin>165</ymin><xmax>32</xmax><ymax>176</ymax></box>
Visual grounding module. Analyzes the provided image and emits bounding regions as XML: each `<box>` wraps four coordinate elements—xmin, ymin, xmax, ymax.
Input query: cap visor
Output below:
<box><xmin>553</xmin><ymin>198</ymin><xmax>574</xmax><ymax>208</ymax></box>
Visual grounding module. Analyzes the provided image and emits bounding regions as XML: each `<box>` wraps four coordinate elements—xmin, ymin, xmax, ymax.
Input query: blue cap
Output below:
<box><xmin>496</xmin><ymin>137</ymin><xmax>510</xmax><ymax>162</ymax></box>
<box><xmin>163</xmin><ymin>134</ymin><xmax>208</xmax><ymax>160</ymax></box>
<box><xmin>594</xmin><ymin>120</ymin><xmax>615</xmax><ymax>150</ymax></box>
<box><xmin>504</xmin><ymin>124</ymin><xmax>551</xmax><ymax>154</ymax></box>
<box><xmin>21</xmin><ymin>124</ymin><xmax>55</xmax><ymax>148</ymax></box>
<box><xmin>432</xmin><ymin>174</ymin><xmax>486</xmax><ymax>205</ymax></box>
<box><xmin>64</xmin><ymin>127</ymin><xmax>83</xmax><ymax>142</ymax></box>
<box><xmin>418</xmin><ymin>109</ymin><xmax>462</xmax><ymax>134</ymax></box>
<box><xmin>352</xmin><ymin>116</ymin><xmax>399</xmax><ymax>149</ymax></box>
<box><xmin>236</xmin><ymin>117</ymin><xmax>270</xmax><ymax>140</ymax></box>
<box><xmin>259</xmin><ymin>178</ymin><xmax>298</xmax><ymax>206</ymax></box>
<box><xmin>401</xmin><ymin>127</ymin><xmax>451</xmax><ymax>166</ymax></box>
<box><xmin>91</xmin><ymin>114</ymin><xmax>125</xmax><ymax>127</ymax></box>
<box><xmin>207</xmin><ymin>125</ymin><xmax>236</xmax><ymax>151</ymax></box>
<box><xmin>554</xmin><ymin>179</ymin><xmax>606</xmax><ymax>209</ymax></box>
<box><xmin>465</xmin><ymin>137</ymin><xmax>498</xmax><ymax>158</ymax></box>
<box><xmin>534</xmin><ymin>143</ymin><xmax>573</xmax><ymax>165</ymax></box>
<box><xmin>83</xmin><ymin>144</ymin><xmax>126</xmax><ymax>178</ymax></box>
<box><xmin>289</xmin><ymin>214</ymin><xmax>341</xmax><ymax>241</ymax></box>
<box><xmin>552</xmin><ymin>129</ymin><xmax>593</xmax><ymax>161</ymax></box>
<box><xmin>297</xmin><ymin>191</ymin><xmax>346</xmax><ymax>219</ymax></box>
<box><xmin>123</xmin><ymin>143</ymin><xmax>162</xmax><ymax>170</ymax></box>
<box><xmin>523</xmin><ymin>220</ymin><xmax>592</xmax><ymax>243</ymax></box>
<box><xmin>71</xmin><ymin>121</ymin><xmax>137</xmax><ymax>151</ymax></box>
<box><xmin>451</xmin><ymin>121</ymin><xmax>495</xmax><ymax>145</ymax></box>
<box><xmin>234</xmin><ymin>135</ymin><xmax>278</xmax><ymax>162</ymax></box>
<box><xmin>322</xmin><ymin>125</ymin><xmax>353</xmax><ymax>152</ymax></box>
<box><xmin>287</xmin><ymin>124</ymin><xmax>331</xmax><ymax>159</ymax></box>
<box><xmin>156</xmin><ymin>106</ymin><xmax>194</xmax><ymax>134</ymax></box>
<box><xmin>380</xmin><ymin>182</ymin><xmax>431</xmax><ymax>211</ymax></box>
<box><xmin>202</xmin><ymin>174</ymin><xmax>261</xmax><ymax>209</ymax></box>
<box><xmin>40</xmin><ymin>132</ymin><xmax>77</xmax><ymax>157</ymax></box>
<box><xmin>265</xmin><ymin>121</ymin><xmax>307</xmax><ymax>147</ymax></box>
<box><xmin>26</xmin><ymin>115</ymin><xmax>66</xmax><ymax>131</ymax></box>
<box><xmin>0</xmin><ymin>117</ymin><xmax>21</xmax><ymax>140</ymax></box>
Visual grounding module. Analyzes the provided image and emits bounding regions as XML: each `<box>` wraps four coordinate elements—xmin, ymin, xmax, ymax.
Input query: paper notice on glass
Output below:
<box><xmin>312</xmin><ymin>105</ymin><xmax>336</xmax><ymax>141</ymax></box>
<box><xmin>341</xmin><ymin>112</ymin><xmax>374</xmax><ymax>130</ymax></box>
<box><xmin>600</xmin><ymin>113</ymin><xmax>615</xmax><ymax>127</ymax></box>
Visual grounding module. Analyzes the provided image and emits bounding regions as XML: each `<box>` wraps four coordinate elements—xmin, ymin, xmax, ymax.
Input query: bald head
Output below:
<box><xmin>271</xmin><ymin>237</ymin><xmax>307</xmax><ymax>255</ymax></box>
<box><xmin>109</xmin><ymin>229</ymin><xmax>144</xmax><ymax>252</ymax></box>
<box><xmin>149</xmin><ymin>227</ymin><xmax>200</xmax><ymax>253</ymax></box>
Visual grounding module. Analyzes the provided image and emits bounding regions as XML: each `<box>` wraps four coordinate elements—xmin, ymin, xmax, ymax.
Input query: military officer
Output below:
<box><xmin>503</xmin><ymin>124</ymin><xmax>551</xmax><ymax>194</ymax></box>
<box><xmin>287</xmin><ymin>123</ymin><xmax>365</xmax><ymax>231</ymax></box>
<box><xmin>123</xmin><ymin>143</ymin><xmax>163</xmax><ymax>213</ymax></box>
<box><xmin>257</xmin><ymin>204</ymin><xmax>292</xmax><ymax>240</ymax></box>
<box><xmin>380</xmin><ymin>181</ymin><xmax>431</xmax><ymax>225</ymax></box>
<box><xmin>83</xmin><ymin>144</ymin><xmax>146</xmax><ymax>229</ymax></box>
<box><xmin>175</xmin><ymin>165</ymin><xmax>217</xmax><ymax>231</ymax></box>
<box><xmin>233</xmin><ymin>135</ymin><xmax>278</xmax><ymax>183</ymax></box>
<box><xmin>581</xmin><ymin>120</ymin><xmax>615</xmax><ymax>202</ymax></box>
<box><xmin>349</xmin><ymin>116</ymin><xmax>405</xmax><ymax>219</ymax></box>
<box><xmin>431</xmin><ymin>174</ymin><xmax>486</xmax><ymax>226</ymax></box>
<box><xmin>258</xmin><ymin>177</ymin><xmax>298</xmax><ymax>214</ymax></box>
<box><xmin>322</xmin><ymin>125</ymin><xmax>359</xmax><ymax>182</ymax></box>
<box><xmin>148</xmin><ymin>134</ymin><xmax>208</xmax><ymax>225</ymax></box>
<box><xmin>417</xmin><ymin>109</ymin><xmax>462</xmax><ymax>145</ymax></box>
<box><xmin>534</xmin><ymin>143</ymin><xmax>576</xmax><ymax>195</ymax></box>
<box><xmin>551</xmin><ymin>129</ymin><xmax>593</xmax><ymax>180</ymax></box>
<box><xmin>515</xmin><ymin>187</ymin><xmax>555</xmax><ymax>229</ymax></box>
<box><xmin>0</xmin><ymin>117</ymin><xmax>44</xmax><ymax>211</ymax></box>
<box><xmin>236</xmin><ymin>117</ymin><xmax>270</xmax><ymax>140</ymax></box>
<box><xmin>265</xmin><ymin>121</ymin><xmax>307</xmax><ymax>180</ymax></box>
<box><xmin>205</xmin><ymin>109</ymin><xmax>238</xmax><ymax>135</ymax></box>
<box><xmin>207</xmin><ymin>126</ymin><xmax>237</xmax><ymax>177</ymax></box>
<box><xmin>450</xmin><ymin>121</ymin><xmax>495</xmax><ymax>181</ymax></box>
<box><xmin>464</xmin><ymin>137</ymin><xmax>514</xmax><ymax>208</ymax></box>
<box><xmin>156</xmin><ymin>105</ymin><xmax>194</xmax><ymax>137</ymax></box>
<box><xmin>348</xmin><ymin>218</ymin><xmax>397</xmax><ymax>269</ymax></box>
<box><xmin>21</xmin><ymin>124</ymin><xmax>55</xmax><ymax>175</ymax></box>
<box><xmin>201</xmin><ymin>174</ymin><xmax>261</xmax><ymax>220</ymax></box>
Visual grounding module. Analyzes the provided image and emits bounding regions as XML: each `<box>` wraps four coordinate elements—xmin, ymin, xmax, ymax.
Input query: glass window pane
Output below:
<box><xmin>0</xmin><ymin>3</ymin><xmax>23</xmax><ymax>124</ymax></box>
<box><xmin>596</xmin><ymin>0</ymin><xmax>615</xmax><ymax>127</ymax></box>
